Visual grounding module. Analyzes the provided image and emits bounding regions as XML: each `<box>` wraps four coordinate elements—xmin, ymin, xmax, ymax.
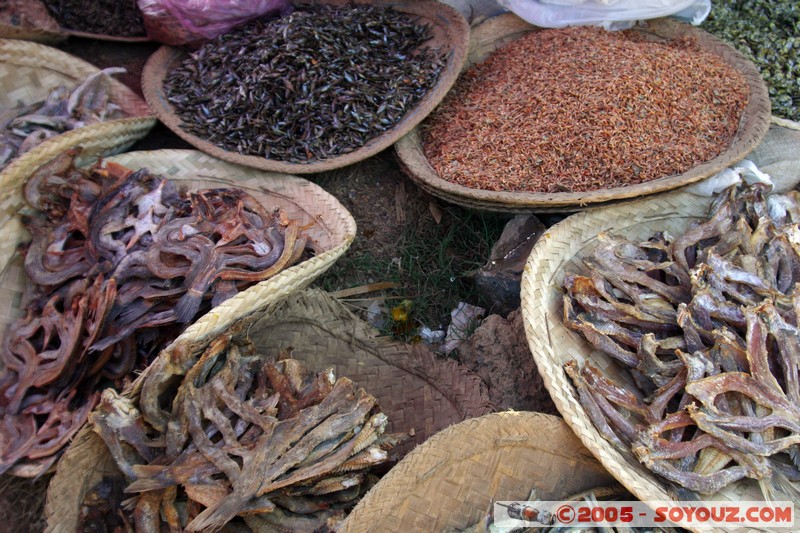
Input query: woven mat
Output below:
<box><xmin>396</xmin><ymin>13</ymin><xmax>771</xmax><ymax>213</ymax></box>
<box><xmin>519</xmin><ymin>118</ymin><xmax>800</xmax><ymax>531</ymax></box>
<box><xmin>141</xmin><ymin>0</ymin><xmax>469</xmax><ymax>174</ymax></box>
<box><xmin>340</xmin><ymin>411</ymin><xmax>615</xmax><ymax>532</ymax></box>
<box><xmin>247</xmin><ymin>289</ymin><xmax>493</xmax><ymax>456</ymax></box>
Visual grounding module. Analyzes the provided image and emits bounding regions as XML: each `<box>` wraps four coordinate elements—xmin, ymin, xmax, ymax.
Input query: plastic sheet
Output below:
<box><xmin>496</xmin><ymin>0</ymin><xmax>711</xmax><ymax>30</ymax></box>
<box><xmin>138</xmin><ymin>0</ymin><xmax>291</xmax><ymax>45</ymax></box>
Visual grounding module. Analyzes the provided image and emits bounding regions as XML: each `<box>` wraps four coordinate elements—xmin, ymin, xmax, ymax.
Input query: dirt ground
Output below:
<box><xmin>458</xmin><ymin>309</ymin><xmax>557</xmax><ymax>414</ymax></box>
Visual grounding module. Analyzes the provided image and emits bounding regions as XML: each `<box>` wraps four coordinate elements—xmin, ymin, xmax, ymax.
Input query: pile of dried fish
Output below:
<box><xmin>0</xmin><ymin>67</ymin><xmax>125</xmax><ymax>171</ymax></box>
<box><xmin>42</xmin><ymin>0</ymin><xmax>146</xmax><ymax>37</ymax></box>
<box><xmin>92</xmin><ymin>336</ymin><xmax>401</xmax><ymax>532</ymax></box>
<box><xmin>164</xmin><ymin>4</ymin><xmax>446</xmax><ymax>163</ymax></box>
<box><xmin>77</xmin><ymin>476</ymin><xmax>129</xmax><ymax>532</ymax></box>
<box><xmin>562</xmin><ymin>177</ymin><xmax>800</xmax><ymax>501</ymax></box>
<box><xmin>0</xmin><ymin>149</ymin><xmax>311</xmax><ymax>475</ymax></box>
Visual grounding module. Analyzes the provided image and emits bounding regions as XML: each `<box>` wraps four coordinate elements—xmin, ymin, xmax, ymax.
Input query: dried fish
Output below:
<box><xmin>93</xmin><ymin>337</ymin><xmax>400</xmax><ymax>531</ymax></box>
<box><xmin>164</xmin><ymin>4</ymin><xmax>445</xmax><ymax>163</ymax></box>
<box><xmin>563</xmin><ymin>176</ymin><xmax>800</xmax><ymax>501</ymax></box>
<box><xmin>0</xmin><ymin>68</ymin><xmax>126</xmax><ymax>172</ymax></box>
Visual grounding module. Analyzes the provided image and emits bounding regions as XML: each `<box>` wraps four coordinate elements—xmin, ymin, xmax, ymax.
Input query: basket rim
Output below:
<box><xmin>140</xmin><ymin>0</ymin><xmax>470</xmax><ymax>174</ymax></box>
<box><xmin>395</xmin><ymin>14</ymin><xmax>772</xmax><ymax>213</ymax></box>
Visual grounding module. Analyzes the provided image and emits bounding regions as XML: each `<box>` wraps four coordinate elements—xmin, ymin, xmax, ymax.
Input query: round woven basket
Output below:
<box><xmin>0</xmin><ymin>149</ymin><xmax>356</xmax><ymax>477</ymax></box>
<box><xmin>519</xmin><ymin>119</ymin><xmax>800</xmax><ymax>531</ymax></box>
<box><xmin>141</xmin><ymin>0</ymin><xmax>470</xmax><ymax>174</ymax></box>
<box><xmin>45</xmin><ymin>288</ymin><xmax>492</xmax><ymax>532</ymax></box>
<box><xmin>395</xmin><ymin>13</ymin><xmax>772</xmax><ymax>213</ymax></box>
<box><xmin>0</xmin><ymin>38</ymin><xmax>156</xmax><ymax>193</ymax></box>
<box><xmin>339</xmin><ymin>411</ymin><xmax>617</xmax><ymax>532</ymax></box>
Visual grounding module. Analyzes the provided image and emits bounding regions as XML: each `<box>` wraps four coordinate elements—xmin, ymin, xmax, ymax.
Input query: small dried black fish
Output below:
<box><xmin>164</xmin><ymin>4</ymin><xmax>446</xmax><ymax>163</ymax></box>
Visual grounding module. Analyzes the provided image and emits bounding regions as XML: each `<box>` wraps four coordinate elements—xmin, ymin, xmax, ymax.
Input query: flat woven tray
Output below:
<box><xmin>519</xmin><ymin>119</ymin><xmax>800</xmax><ymax>530</ymax></box>
<box><xmin>0</xmin><ymin>38</ymin><xmax>156</xmax><ymax>196</ymax></box>
<box><xmin>141</xmin><ymin>0</ymin><xmax>469</xmax><ymax>174</ymax></box>
<box><xmin>45</xmin><ymin>288</ymin><xmax>491</xmax><ymax>532</ymax></box>
<box><xmin>0</xmin><ymin>149</ymin><xmax>355</xmax><ymax>477</ymax></box>
<box><xmin>340</xmin><ymin>411</ymin><xmax>616</xmax><ymax>532</ymax></box>
<box><xmin>395</xmin><ymin>14</ymin><xmax>772</xmax><ymax>213</ymax></box>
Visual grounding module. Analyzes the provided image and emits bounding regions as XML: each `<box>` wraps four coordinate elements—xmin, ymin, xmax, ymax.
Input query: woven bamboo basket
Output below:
<box><xmin>141</xmin><ymin>0</ymin><xmax>469</xmax><ymax>174</ymax></box>
<box><xmin>45</xmin><ymin>288</ymin><xmax>492</xmax><ymax>532</ymax></box>
<box><xmin>339</xmin><ymin>411</ymin><xmax>617</xmax><ymax>532</ymax></box>
<box><xmin>395</xmin><ymin>13</ymin><xmax>772</xmax><ymax>213</ymax></box>
<box><xmin>519</xmin><ymin>119</ymin><xmax>800</xmax><ymax>531</ymax></box>
<box><xmin>0</xmin><ymin>38</ymin><xmax>156</xmax><ymax>194</ymax></box>
<box><xmin>0</xmin><ymin>149</ymin><xmax>356</xmax><ymax>477</ymax></box>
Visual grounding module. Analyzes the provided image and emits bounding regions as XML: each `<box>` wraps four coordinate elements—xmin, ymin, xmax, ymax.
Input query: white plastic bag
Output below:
<box><xmin>496</xmin><ymin>0</ymin><xmax>711</xmax><ymax>30</ymax></box>
<box><xmin>686</xmin><ymin>160</ymin><xmax>773</xmax><ymax>197</ymax></box>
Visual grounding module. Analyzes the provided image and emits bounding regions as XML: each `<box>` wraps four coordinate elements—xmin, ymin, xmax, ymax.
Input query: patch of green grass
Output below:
<box><xmin>317</xmin><ymin>249</ymin><xmax>401</xmax><ymax>290</ymax></box>
<box><xmin>396</xmin><ymin>205</ymin><xmax>506</xmax><ymax>327</ymax></box>
<box><xmin>317</xmin><ymin>203</ymin><xmax>507</xmax><ymax>336</ymax></box>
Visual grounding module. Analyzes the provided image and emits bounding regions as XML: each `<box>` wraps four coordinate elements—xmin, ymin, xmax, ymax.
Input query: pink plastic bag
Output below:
<box><xmin>138</xmin><ymin>0</ymin><xmax>291</xmax><ymax>46</ymax></box>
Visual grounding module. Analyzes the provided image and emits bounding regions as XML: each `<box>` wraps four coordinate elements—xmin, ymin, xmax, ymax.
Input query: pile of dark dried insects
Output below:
<box><xmin>702</xmin><ymin>0</ymin><xmax>799</xmax><ymax>121</ymax></box>
<box><xmin>164</xmin><ymin>4</ymin><xmax>446</xmax><ymax>163</ymax></box>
